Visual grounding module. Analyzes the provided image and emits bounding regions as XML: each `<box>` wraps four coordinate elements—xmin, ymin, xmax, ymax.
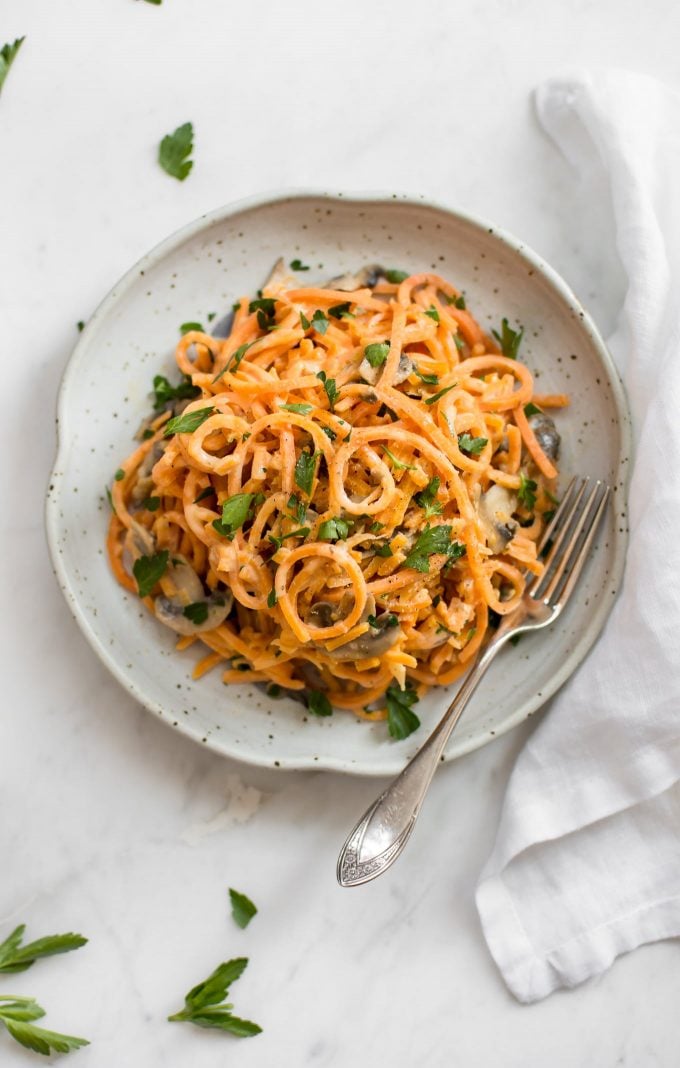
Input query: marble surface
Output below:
<box><xmin>2</xmin><ymin>0</ymin><xmax>679</xmax><ymax>1064</ymax></box>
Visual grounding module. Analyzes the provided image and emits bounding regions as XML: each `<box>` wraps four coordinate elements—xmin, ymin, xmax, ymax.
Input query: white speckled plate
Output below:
<box><xmin>46</xmin><ymin>191</ymin><xmax>631</xmax><ymax>775</ymax></box>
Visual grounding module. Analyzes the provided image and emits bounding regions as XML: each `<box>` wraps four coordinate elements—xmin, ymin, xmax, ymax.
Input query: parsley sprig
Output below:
<box><xmin>492</xmin><ymin>317</ymin><xmax>524</xmax><ymax>359</ymax></box>
<box><xmin>316</xmin><ymin>370</ymin><xmax>338</xmax><ymax>409</ymax></box>
<box><xmin>158</xmin><ymin>122</ymin><xmax>194</xmax><ymax>181</ymax></box>
<box><xmin>0</xmin><ymin>926</ymin><xmax>87</xmax><ymax>975</ymax></box>
<box><xmin>413</xmin><ymin>476</ymin><xmax>443</xmax><ymax>518</ymax></box>
<box><xmin>133</xmin><ymin>550</ymin><xmax>169</xmax><ymax>597</ymax></box>
<box><xmin>518</xmin><ymin>473</ymin><xmax>538</xmax><ymax>511</ymax></box>
<box><xmin>385</xmin><ymin>682</ymin><xmax>420</xmax><ymax>739</ymax></box>
<box><xmin>0</xmin><ymin>37</ymin><xmax>25</xmax><ymax>94</ymax></box>
<box><xmin>164</xmin><ymin>406</ymin><xmax>215</xmax><ymax>436</ymax></box>
<box><xmin>403</xmin><ymin>526</ymin><xmax>465</xmax><ymax>573</ymax></box>
<box><xmin>152</xmin><ymin>373</ymin><xmax>200</xmax><ymax>410</ymax></box>
<box><xmin>168</xmin><ymin>958</ymin><xmax>262</xmax><ymax>1037</ymax></box>
<box><xmin>0</xmin><ymin>998</ymin><xmax>89</xmax><ymax>1058</ymax></box>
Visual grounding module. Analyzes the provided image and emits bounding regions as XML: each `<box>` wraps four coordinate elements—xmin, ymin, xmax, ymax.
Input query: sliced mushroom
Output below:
<box><xmin>131</xmin><ymin>442</ymin><xmax>164</xmax><ymax>504</ymax></box>
<box><xmin>153</xmin><ymin>555</ymin><xmax>233</xmax><ymax>635</ymax></box>
<box><xmin>306</xmin><ymin>593</ymin><xmax>401</xmax><ymax>660</ymax></box>
<box><xmin>326</xmin><ymin>264</ymin><xmax>384</xmax><ymax>291</ymax></box>
<box><xmin>528</xmin><ymin>410</ymin><xmax>560</xmax><ymax>461</ymax></box>
<box><xmin>211</xmin><ymin>309</ymin><xmax>234</xmax><ymax>339</ymax></box>
<box><xmin>129</xmin><ymin>519</ymin><xmax>156</xmax><ymax>557</ymax></box>
<box><xmin>478</xmin><ymin>485</ymin><xmax>518</xmax><ymax>553</ymax></box>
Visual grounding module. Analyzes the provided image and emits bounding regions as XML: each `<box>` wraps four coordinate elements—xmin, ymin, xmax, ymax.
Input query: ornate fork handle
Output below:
<box><xmin>337</xmin><ymin>616</ymin><xmax>519</xmax><ymax>887</ymax></box>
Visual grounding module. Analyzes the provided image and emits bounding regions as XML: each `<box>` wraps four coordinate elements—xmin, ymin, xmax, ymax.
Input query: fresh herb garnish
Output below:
<box><xmin>164</xmin><ymin>406</ymin><xmax>215</xmax><ymax>436</ymax></box>
<box><xmin>448</xmin><ymin>293</ymin><xmax>466</xmax><ymax>309</ymax></box>
<box><xmin>213</xmin><ymin>493</ymin><xmax>256</xmax><ymax>537</ymax></box>
<box><xmin>492</xmin><ymin>317</ymin><xmax>524</xmax><ymax>359</ymax></box>
<box><xmin>294</xmin><ymin>450</ymin><xmax>316</xmax><ymax>496</ymax></box>
<box><xmin>194</xmin><ymin>486</ymin><xmax>216</xmax><ymax>503</ymax></box>
<box><xmin>180</xmin><ymin>321</ymin><xmax>204</xmax><ymax>334</ymax></box>
<box><xmin>286</xmin><ymin>493</ymin><xmax>307</xmax><ymax>524</ymax></box>
<box><xmin>403</xmin><ymin>525</ymin><xmax>459</xmax><ymax>572</ymax></box>
<box><xmin>518</xmin><ymin>473</ymin><xmax>538</xmax><ymax>511</ymax></box>
<box><xmin>114</xmin><ymin>468</ymin><xmax>125</xmax><ymax>481</ymax></box>
<box><xmin>367</xmin><ymin>613</ymin><xmax>398</xmax><ymax>629</ymax></box>
<box><xmin>248</xmin><ymin>297</ymin><xmax>276</xmax><ymax>317</ymax></box>
<box><xmin>316</xmin><ymin>370</ymin><xmax>338</xmax><ymax>409</ymax></box>
<box><xmin>384</xmin><ymin>269</ymin><xmax>409</xmax><ymax>284</ymax></box>
<box><xmin>158</xmin><ymin>121</ymin><xmax>194</xmax><ymax>181</ymax></box>
<box><xmin>414</xmin><ymin>476</ymin><xmax>443</xmax><ymax>518</ymax></box>
<box><xmin>328</xmin><ymin>302</ymin><xmax>352</xmax><ymax>319</ymax></box>
<box><xmin>543</xmin><ymin>509</ymin><xmax>556</xmax><ymax>522</ymax></box>
<box><xmin>268</xmin><ymin>527</ymin><xmax>310</xmax><ymax>552</ymax></box>
<box><xmin>385</xmin><ymin>682</ymin><xmax>420</xmax><ymax>740</ymax></box>
<box><xmin>307</xmin><ymin>691</ymin><xmax>332</xmax><ymax>717</ymax></box>
<box><xmin>229</xmin><ymin>889</ymin><xmax>257</xmax><ymax>929</ymax></box>
<box><xmin>0</xmin><ymin>925</ymin><xmax>87</xmax><ymax>975</ymax></box>
<box><xmin>290</xmin><ymin>259</ymin><xmax>310</xmax><ymax>271</ymax></box>
<box><xmin>168</xmin><ymin>958</ymin><xmax>262</xmax><ymax>1037</ymax></box>
<box><xmin>0</xmin><ymin>996</ymin><xmax>89</xmax><ymax>1057</ymax></box>
<box><xmin>364</xmin><ymin>342</ymin><xmax>390</xmax><ymax>368</ymax></box>
<box><xmin>105</xmin><ymin>486</ymin><xmax>116</xmax><ymax>514</ymax></box>
<box><xmin>76</xmin><ymin>320</ymin><xmax>85</xmax><ymax>332</ymax></box>
<box><xmin>317</xmin><ymin>516</ymin><xmax>351</xmax><ymax>542</ymax></box>
<box><xmin>280</xmin><ymin>402</ymin><xmax>313</xmax><ymax>415</ymax></box>
<box><xmin>182</xmin><ymin>602</ymin><xmax>209</xmax><ymax>625</ymax></box>
<box><xmin>382</xmin><ymin>446</ymin><xmax>415</xmax><ymax>471</ymax></box>
<box><xmin>415</xmin><ymin>368</ymin><xmax>439</xmax><ymax>385</ymax></box>
<box><xmin>457</xmin><ymin>433</ymin><xmax>488</xmax><ymax>455</ymax></box>
<box><xmin>267</xmin><ymin>589</ymin><xmax>277</xmax><ymax>608</ymax></box>
<box><xmin>311</xmin><ymin>309</ymin><xmax>329</xmax><ymax>335</ymax></box>
<box><xmin>424</xmin><ymin>306</ymin><xmax>440</xmax><ymax>323</ymax></box>
<box><xmin>524</xmin><ymin>401</ymin><xmax>542</xmax><ymax>417</ymax></box>
<box><xmin>133</xmin><ymin>549</ymin><xmax>169</xmax><ymax>597</ymax></box>
<box><xmin>300</xmin><ymin>311</ymin><xmax>311</xmax><ymax>330</ymax></box>
<box><xmin>213</xmin><ymin>342</ymin><xmax>253</xmax><ymax>382</ymax></box>
<box><xmin>152</xmin><ymin>373</ymin><xmax>200</xmax><ymax>410</ymax></box>
<box><xmin>424</xmin><ymin>384</ymin><xmax>455</xmax><ymax>406</ymax></box>
<box><xmin>375</xmin><ymin>542</ymin><xmax>393</xmax><ymax>558</ymax></box>
<box><xmin>0</xmin><ymin>37</ymin><xmax>25</xmax><ymax>95</ymax></box>
<box><xmin>266</xmin><ymin>683</ymin><xmax>281</xmax><ymax>697</ymax></box>
<box><xmin>545</xmin><ymin>488</ymin><xmax>559</xmax><ymax>505</ymax></box>
<box><xmin>141</xmin><ymin>496</ymin><xmax>161</xmax><ymax>512</ymax></box>
<box><xmin>369</xmin><ymin>521</ymin><xmax>384</xmax><ymax>533</ymax></box>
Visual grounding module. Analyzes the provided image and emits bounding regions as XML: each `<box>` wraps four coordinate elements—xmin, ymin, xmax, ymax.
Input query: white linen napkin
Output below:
<box><xmin>475</xmin><ymin>70</ymin><xmax>680</xmax><ymax>1003</ymax></box>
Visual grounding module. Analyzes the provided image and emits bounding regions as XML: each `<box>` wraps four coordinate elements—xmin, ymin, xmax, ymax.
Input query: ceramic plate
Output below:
<box><xmin>46</xmin><ymin>191</ymin><xmax>631</xmax><ymax>775</ymax></box>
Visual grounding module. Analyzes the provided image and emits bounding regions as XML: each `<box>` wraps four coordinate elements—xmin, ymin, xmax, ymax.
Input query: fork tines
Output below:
<box><xmin>528</xmin><ymin>477</ymin><xmax>611</xmax><ymax>609</ymax></box>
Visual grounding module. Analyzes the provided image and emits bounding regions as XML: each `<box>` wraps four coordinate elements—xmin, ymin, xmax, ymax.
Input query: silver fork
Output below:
<box><xmin>337</xmin><ymin>477</ymin><xmax>610</xmax><ymax>888</ymax></box>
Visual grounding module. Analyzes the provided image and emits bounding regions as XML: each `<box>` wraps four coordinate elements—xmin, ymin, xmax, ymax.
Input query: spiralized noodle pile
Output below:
<box><xmin>107</xmin><ymin>263</ymin><xmax>567</xmax><ymax>734</ymax></box>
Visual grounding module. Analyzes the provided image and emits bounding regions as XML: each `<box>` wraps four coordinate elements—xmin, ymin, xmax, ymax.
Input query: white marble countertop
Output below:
<box><xmin>2</xmin><ymin>1</ymin><xmax>679</xmax><ymax>1064</ymax></box>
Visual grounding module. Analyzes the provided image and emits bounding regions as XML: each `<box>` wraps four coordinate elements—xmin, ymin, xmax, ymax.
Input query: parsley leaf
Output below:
<box><xmin>367</xmin><ymin>613</ymin><xmax>398</xmax><ymax>629</ymax></box>
<box><xmin>492</xmin><ymin>317</ymin><xmax>524</xmax><ymax>359</ymax></box>
<box><xmin>183</xmin><ymin>602</ymin><xmax>209</xmax><ymax>625</ymax></box>
<box><xmin>105</xmin><ymin>486</ymin><xmax>116</xmax><ymax>514</ymax></box>
<box><xmin>180</xmin><ymin>321</ymin><xmax>204</xmax><ymax>334</ymax></box>
<box><xmin>0</xmin><ymin>37</ymin><xmax>25</xmax><ymax>95</ymax></box>
<box><xmin>0</xmin><ymin>926</ymin><xmax>87</xmax><ymax>975</ymax></box>
<box><xmin>374</xmin><ymin>542</ymin><xmax>393</xmax><ymax>558</ymax></box>
<box><xmin>229</xmin><ymin>889</ymin><xmax>257</xmax><ymax>929</ymax></box>
<box><xmin>133</xmin><ymin>550</ymin><xmax>169</xmax><ymax>597</ymax></box>
<box><xmin>415</xmin><ymin>368</ymin><xmax>439</xmax><ymax>385</ymax></box>
<box><xmin>384</xmin><ymin>269</ymin><xmax>409</xmax><ymax>284</ymax></box>
<box><xmin>311</xmin><ymin>309</ymin><xmax>329</xmax><ymax>335</ymax></box>
<box><xmin>414</xmin><ymin>476</ymin><xmax>442</xmax><ymax>518</ymax></box>
<box><xmin>448</xmin><ymin>293</ymin><xmax>466</xmax><ymax>309</ymax></box>
<box><xmin>114</xmin><ymin>468</ymin><xmax>125</xmax><ymax>481</ymax></box>
<box><xmin>267</xmin><ymin>589</ymin><xmax>277</xmax><ymax>608</ymax></box>
<box><xmin>164</xmin><ymin>406</ymin><xmax>214</xmax><ymax>436</ymax></box>
<box><xmin>317</xmin><ymin>517</ymin><xmax>351</xmax><ymax>541</ymax></box>
<box><xmin>403</xmin><ymin>525</ymin><xmax>453</xmax><ymax>572</ymax></box>
<box><xmin>268</xmin><ymin>527</ymin><xmax>310</xmax><ymax>552</ymax></box>
<box><xmin>286</xmin><ymin>493</ymin><xmax>307</xmax><ymax>524</ymax></box>
<box><xmin>152</xmin><ymin>373</ymin><xmax>200</xmax><ymax>410</ymax></box>
<box><xmin>316</xmin><ymin>370</ymin><xmax>338</xmax><ymax>409</ymax></box>
<box><xmin>364</xmin><ymin>342</ymin><xmax>390</xmax><ymax>368</ymax></box>
<box><xmin>524</xmin><ymin>401</ymin><xmax>542</xmax><ymax>417</ymax></box>
<box><xmin>328</xmin><ymin>302</ymin><xmax>352</xmax><ymax>319</ymax></box>
<box><xmin>382</xmin><ymin>446</ymin><xmax>415</xmax><ymax>471</ymax></box>
<box><xmin>0</xmin><ymin>998</ymin><xmax>89</xmax><ymax>1057</ymax></box>
<box><xmin>290</xmin><ymin>259</ymin><xmax>310</xmax><ymax>271</ymax></box>
<box><xmin>76</xmin><ymin>320</ymin><xmax>85</xmax><ymax>332</ymax></box>
<box><xmin>213</xmin><ymin>493</ymin><xmax>256</xmax><ymax>537</ymax></box>
<box><xmin>294</xmin><ymin>450</ymin><xmax>316</xmax><ymax>496</ymax></box>
<box><xmin>141</xmin><ymin>496</ymin><xmax>161</xmax><ymax>511</ymax></box>
<box><xmin>424</xmin><ymin>306</ymin><xmax>440</xmax><ymax>323</ymax></box>
<box><xmin>280</xmin><ymin>402</ymin><xmax>313</xmax><ymax>415</ymax></box>
<box><xmin>300</xmin><ymin>311</ymin><xmax>311</xmax><ymax>330</ymax></box>
<box><xmin>457</xmin><ymin>433</ymin><xmax>488</xmax><ymax>455</ymax></box>
<box><xmin>385</xmin><ymin>682</ymin><xmax>420</xmax><ymax>740</ymax></box>
<box><xmin>518</xmin><ymin>473</ymin><xmax>538</xmax><ymax>511</ymax></box>
<box><xmin>213</xmin><ymin>342</ymin><xmax>253</xmax><ymax>382</ymax></box>
<box><xmin>248</xmin><ymin>297</ymin><xmax>276</xmax><ymax>317</ymax></box>
<box><xmin>158</xmin><ymin>121</ymin><xmax>194</xmax><ymax>181</ymax></box>
<box><xmin>307</xmin><ymin>691</ymin><xmax>332</xmax><ymax>717</ymax></box>
<box><xmin>168</xmin><ymin>958</ymin><xmax>262</xmax><ymax>1037</ymax></box>
<box><xmin>424</xmin><ymin>383</ymin><xmax>456</xmax><ymax>406</ymax></box>
<box><xmin>194</xmin><ymin>486</ymin><xmax>216</xmax><ymax>503</ymax></box>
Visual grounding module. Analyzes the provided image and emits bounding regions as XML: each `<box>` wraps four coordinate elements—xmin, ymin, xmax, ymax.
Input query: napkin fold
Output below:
<box><xmin>476</xmin><ymin>71</ymin><xmax>680</xmax><ymax>1003</ymax></box>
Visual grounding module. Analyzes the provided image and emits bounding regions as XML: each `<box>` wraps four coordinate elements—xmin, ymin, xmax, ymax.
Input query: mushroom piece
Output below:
<box><xmin>478</xmin><ymin>484</ymin><xmax>518</xmax><ymax>554</ymax></box>
<box><xmin>131</xmin><ymin>442</ymin><xmax>164</xmax><ymax>504</ymax></box>
<box><xmin>359</xmin><ymin>351</ymin><xmax>413</xmax><ymax>386</ymax></box>
<box><xmin>211</xmin><ymin>309</ymin><xmax>234</xmax><ymax>339</ymax></box>
<box><xmin>326</xmin><ymin>264</ymin><xmax>385</xmax><ymax>291</ymax></box>
<box><xmin>153</xmin><ymin>556</ymin><xmax>233</xmax><ymax>635</ymax></box>
<box><xmin>528</xmin><ymin>410</ymin><xmax>561</xmax><ymax>461</ymax></box>
<box><xmin>307</xmin><ymin>594</ymin><xmax>401</xmax><ymax>660</ymax></box>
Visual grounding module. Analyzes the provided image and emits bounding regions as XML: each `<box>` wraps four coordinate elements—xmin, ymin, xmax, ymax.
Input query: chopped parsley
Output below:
<box><xmin>415</xmin><ymin>368</ymin><xmax>439</xmax><ymax>385</ymax></box>
<box><xmin>290</xmin><ymin>258</ymin><xmax>310</xmax><ymax>271</ymax></box>
<box><xmin>448</xmin><ymin>293</ymin><xmax>466</xmax><ymax>309</ymax></box>
<box><xmin>158</xmin><ymin>121</ymin><xmax>194</xmax><ymax>181</ymax></box>
<box><xmin>317</xmin><ymin>516</ymin><xmax>351</xmax><ymax>542</ymax></box>
<box><xmin>164</xmin><ymin>405</ymin><xmax>215</xmax><ymax>436</ymax></box>
<box><xmin>229</xmin><ymin>889</ymin><xmax>257</xmax><ymax>929</ymax></box>
<box><xmin>141</xmin><ymin>496</ymin><xmax>161</xmax><ymax>511</ymax></box>
<box><xmin>424</xmin><ymin>383</ymin><xmax>456</xmax><ymax>406</ymax></box>
<box><xmin>76</xmin><ymin>320</ymin><xmax>85</xmax><ymax>332</ymax></box>
<box><xmin>384</xmin><ymin>269</ymin><xmax>409</xmax><ymax>284</ymax></box>
<box><xmin>212</xmin><ymin>493</ymin><xmax>256</xmax><ymax>537</ymax></box>
<box><xmin>280</xmin><ymin>402</ymin><xmax>313</xmax><ymax>415</ymax></box>
<box><xmin>213</xmin><ymin>341</ymin><xmax>253</xmax><ymax>382</ymax></box>
<box><xmin>414</xmin><ymin>476</ymin><xmax>443</xmax><ymax>518</ymax></box>
<box><xmin>374</xmin><ymin>542</ymin><xmax>393</xmax><ymax>558</ymax></box>
<box><xmin>133</xmin><ymin>550</ymin><xmax>169</xmax><ymax>598</ymax></box>
<box><xmin>248</xmin><ymin>297</ymin><xmax>276</xmax><ymax>317</ymax></box>
<box><xmin>294</xmin><ymin>450</ymin><xmax>316</xmax><ymax>496</ymax></box>
<box><xmin>367</xmin><ymin>613</ymin><xmax>398</xmax><ymax>629</ymax></box>
<box><xmin>183</xmin><ymin>602</ymin><xmax>209</xmax><ymax>625</ymax></box>
<box><xmin>307</xmin><ymin>691</ymin><xmax>332</xmax><ymax>717</ymax></box>
<box><xmin>457</xmin><ymin>433</ymin><xmax>488</xmax><ymax>455</ymax></box>
<box><xmin>114</xmin><ymin>468</ymin><xmax>125</xmax><ymax>481</ymax></box>
<box><xmin>524</xmin><ymin>401</ymin><xmax>542</xmax><ymax>417</ymax></box>
<box><xmin>385</xmin><ymin>682</ymin><xmax>420</xmax><ymax>740</ymax></box>
<box><xmin>311</xmin><ymin>309</ymin><xmax>329</xmax><ymax>335</ymax></box>
<box><xmin>328</xmin><ymin>302</ymin><xmax>352</xmax><ymax>319</ymax></box>
<box><xmin>364</xmin><ymin>342</ymin><xmax>390</xmax><ymax>368</ymax></box>
<box><xmin>286</xmin><ymin>493</ymin><xmax>307</xmax><ymax>524</ymax></box>
<box><xmin>518</xmin><ymin>473</ymin><xmax>538</xmax><ymax>511</ymax></box>
<box><xmin>382</xmin><ymin>446</ymin><xmax>415</xmax><ymax>471</ymax></box>
<box><xmin>300</xmin><ymin>311</ymin><xmax>311</xmax><ymax>329</ymax></box>
<box><xmin>316</xmin><ymin>370</ymin><xmax>338</xmax><ymax>409</ymax></box>
<box><xmin>180</xmin><ymin>321</ymin><xmax>204</xmax><ymax>334</ymax></box>
<box><xmin>152</xmin><ymin>373</ymin><xmax>200</xmax><ymax>410</ymax></box>
<box><xmin>194</xmin><ymin>486</ymin><xmax>216</xmax><ymax>503</ymax></box>
<box><xmin>0</xmin><ymin>37</ymin><xmax>25</xmax><ymax>95</ymax></box>
<box><xmin>424</xmin><ymin>306</ymin><xmax>440</xmax><ymax>323</ymax></box>
<box><xmin>492</xmin><ymin>317</ymin><xmax>524</xmax><ymax>359</ymax></box>
<box><xmin>267</xmin><ymin>589</ymin><xmax>277</xmax><ymax>608</ymax></box>
<box><xmin>403</xmin><ymin>525</ymin><xmax>464</xmax><ymax>572</ymax></box>
<box><xmin>268</xmin><ymin>527</ymin><xmax>310</xmax><ymax>552</ymax></box>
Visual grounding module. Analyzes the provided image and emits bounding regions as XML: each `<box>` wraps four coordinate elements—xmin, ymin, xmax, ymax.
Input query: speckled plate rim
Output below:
<box><xmin>45</xmin><ymin>188</ymin><xmax>632</xmax><ymax>775</ymax></box>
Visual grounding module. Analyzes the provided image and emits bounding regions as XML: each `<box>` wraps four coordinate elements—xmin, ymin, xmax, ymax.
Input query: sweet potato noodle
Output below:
<box><xmin>107</xmin><ymin>263</ymin><xmax>567</xmax><ymax>728</ymax></box>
